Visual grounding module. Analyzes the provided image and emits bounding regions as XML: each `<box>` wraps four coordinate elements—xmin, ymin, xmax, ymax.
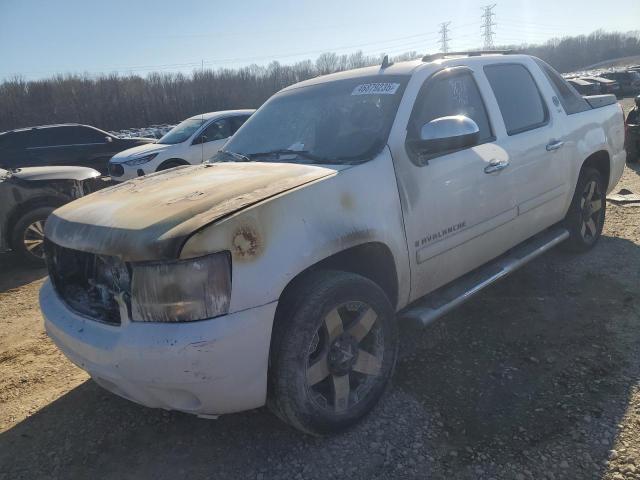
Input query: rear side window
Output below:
<box><xmin>73</xmin><ymin>126</ymin><xmax>107</xmax><ymax>144</ymax></box>
<box><xmin>484</xmin><ymin>64</ymin><xmax>548</xmax><ymax>135</ymax></box>
<box><xmin>409</xmin><ymin>70</ymin><xmax>493</xmax><ymax>144</ymax></box>
<box><xmin>533</xmin><ymin>59</ymin><xmax>590</xmax><ymax>115</ymax></box>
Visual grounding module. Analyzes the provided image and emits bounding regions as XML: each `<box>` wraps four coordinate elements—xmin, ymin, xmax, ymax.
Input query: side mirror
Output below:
<box><xmin>413</xmin><ymin>115</ymin><xmax>480</xmax><ymax>159</ymax></box>
<box><xmin>105</xmin><ymin>136</ymin><xmax>113</xmax><ymax>143</ymax></box>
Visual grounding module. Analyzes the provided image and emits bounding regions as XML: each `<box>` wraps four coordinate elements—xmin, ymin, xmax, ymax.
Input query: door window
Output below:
<box><xmin>195</xmin><ymin>119</ymin><xmax>231</xmax><ymax>144</ymax></box>
<box><xmin>230</xmin><ymin>115</ymin><xmax>251</xmax><ymax>134</ymax></box>
<box><xmin>28</xmin><ymin>129</ymin><xmax>57</xmax><ymax>147</ymax></box>
<box><xmin>408</xmin><ymin>69</ymin><xmax>493</xmax><ymax>156</ymax></box>
<box><xmin>484</xmin><ymin>64</ymin><xmax>548</xmax><ymax>135</ymax></box>
<box><xmin>0</xmin><ymin>131</ymin><xmax>29</xmax><ymax>149</ymax></box>
<box><xmin>28</xmin><ymin>126</ymin><xmax>105</xmax><ymax>147</ymax></box>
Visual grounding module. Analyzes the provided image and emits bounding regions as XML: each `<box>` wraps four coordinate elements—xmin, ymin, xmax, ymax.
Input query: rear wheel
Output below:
<box><xmin>268</xmin><ymin>271</ymin><xmax>398</xmax><ymax>435</ymax></box>
<box><xmin>10</xmin><ymin>206</ymin><xmax>54</xmax><ymax>265</ymax></box>
<box><xmin>562</xmin><ymin>167</ymin><xmax>606</xmax><ymax>252</ymax></box>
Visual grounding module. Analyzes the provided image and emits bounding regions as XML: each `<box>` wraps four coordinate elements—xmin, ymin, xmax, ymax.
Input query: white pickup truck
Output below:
<box><xmin>40</xmin><ymin>52</ymin><xmax>626</xmax><ymax>435</ymax></box>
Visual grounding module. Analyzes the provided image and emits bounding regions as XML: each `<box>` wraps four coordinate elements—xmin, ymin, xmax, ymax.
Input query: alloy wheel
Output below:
<box><xmin>579</xmin><ymin>179</ymin><xmax>603</xmax><ymax>243</ymax></box>
<box><xmin>305</xmin><ymin>301</ymin><xmax>384</xmax><ymax>414</ymax></box>
<box><xmin>23</xmin><ymin>220</ymin><xmax>46</xmax><ymax>260</ymax></box>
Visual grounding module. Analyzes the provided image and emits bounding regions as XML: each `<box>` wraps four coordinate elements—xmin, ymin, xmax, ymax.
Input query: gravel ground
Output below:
<box><xmin>0</xmin><ymin>99</ymin><xmax>639</xmax><ymax>480</ymax></box>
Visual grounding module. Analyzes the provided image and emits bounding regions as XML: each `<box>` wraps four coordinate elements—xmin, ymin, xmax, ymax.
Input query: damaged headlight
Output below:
<box><xmin>131</xmin><ymin>252</ymin><xmax>231</xmax><ymax>322</ymax></box>
<box><xmin>124</xmin><ymin>153</ymin><xmax>158</xmax><ymax>166</ymax></box>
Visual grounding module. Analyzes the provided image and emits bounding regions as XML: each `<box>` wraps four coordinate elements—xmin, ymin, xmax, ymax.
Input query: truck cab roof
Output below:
<box><xmin>282</xmin><ymin>52</ymin><xmax>536</xmax><ymax>92</ymax></box>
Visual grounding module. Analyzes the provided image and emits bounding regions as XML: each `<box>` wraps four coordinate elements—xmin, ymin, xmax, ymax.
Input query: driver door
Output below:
<box><xmin>390</xmin><ymin>67</ymin><xmax>518</xmax><ymax>302</ymax></box>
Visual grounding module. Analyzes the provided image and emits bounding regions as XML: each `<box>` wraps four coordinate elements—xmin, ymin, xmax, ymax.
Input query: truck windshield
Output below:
<box><xmin>215</xmin><ymin>75</ymin><xmax>409</xmax><ymax>164</ymax></box>
<box><xmin>157</xmin><ymin>118</ymin><xmax>206</xmax><ymax>145</ymax></box>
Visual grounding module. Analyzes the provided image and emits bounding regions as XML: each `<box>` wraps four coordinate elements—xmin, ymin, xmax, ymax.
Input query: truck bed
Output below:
<box><xmin>584</xmin><ymin>94</ymin><xmax>618</xmax><ymax>109</ymax></box>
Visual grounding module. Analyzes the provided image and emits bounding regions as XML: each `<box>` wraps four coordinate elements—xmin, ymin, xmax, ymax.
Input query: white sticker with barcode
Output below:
<box><xmin>351</xmin><ymin>82</ymin><xmax>400</xmax><ymax>95</ymax></box>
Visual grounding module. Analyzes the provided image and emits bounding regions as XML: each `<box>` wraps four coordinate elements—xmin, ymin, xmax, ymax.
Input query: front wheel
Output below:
<box><xmin>268</xmin><ymin>271</ymin><xmax>398</xmax><ymax>435</ymax></box>
<box><xmin>561</xmin><ymin>167</ymin><xmax>606</xmax><ymax>252</ymax></box>
<box><xmin>10</xmin><ymin>206</ymin><xmax>54</xmax><ymax>265</ymax></box>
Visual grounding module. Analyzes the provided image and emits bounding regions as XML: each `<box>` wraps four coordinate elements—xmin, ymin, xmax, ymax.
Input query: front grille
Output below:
<box><xmin>109</xmin><ymin>163</ymin><xmax>124</xmax><ymax>177</ymax></box>
<box><xmin>46</xmin><ymin>241</ymin><xmax>131</xmax><ymax>325</ymax></box>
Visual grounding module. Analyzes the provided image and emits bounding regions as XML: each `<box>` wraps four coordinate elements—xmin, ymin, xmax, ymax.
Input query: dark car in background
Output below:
<box><xmin>0</xmin><ymin>124</ymin><xmax>154</xmax><ymax>174</ymax></box>
<box><xmin>581</xmin><ymin>76</ymin><xmax>621</xmax><ymax>97</ymax></box>
<box><xmin>600</xmin><ymin>70</ymin><xmax>640</xmax><ymax>96</ymax></box>
<box><xmin>567</xmin><ymin>78</ymin><xmax>601</xmax><ymax>96</ymax></box>
<box><xmin>0</xmin><ymin>165</ymin><xmax>106</xmax><ymax>264</ymax></box>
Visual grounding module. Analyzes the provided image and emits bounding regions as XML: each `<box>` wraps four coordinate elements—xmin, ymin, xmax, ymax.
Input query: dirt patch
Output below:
<box><xmin>0</xmin><ymin>99</ymin><xmax>639</xmax><ymax>479</ymax></box>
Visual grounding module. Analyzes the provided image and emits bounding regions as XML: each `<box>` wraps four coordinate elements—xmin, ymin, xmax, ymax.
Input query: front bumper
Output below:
<box><xmin>108</xmin><ymin>162</ymin><xmax>147</xmax><ymax>182</ymax></box>
<box><xmin>40</xmin><ymin>279</ymin><xmax>277</xmax><ymax>415</ymax></box>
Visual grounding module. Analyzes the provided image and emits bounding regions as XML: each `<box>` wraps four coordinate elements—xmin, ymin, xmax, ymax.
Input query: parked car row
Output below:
<box><xmin>564</xmin><ymin>68</ymin><xmax>640</xmax><ymax>98</ymax></box>
<box><xmin>0</xmin><ymin>110</ymin><xmax>255</xmax><ymax>263</ymax></box>
<box><xmin>108</xmin><ymin>110</ymin><xmax>254</xmax><ymax>182</ymax></box>
<box><xmin>110</xmin><ymin>124</ymin><xmax>175</xmax><ymax>139</ymax></box>
<box><xmin>0</xmin><ymin>124</ymin><xmax>154</xmax><ymax>174</ymax></box>
<box><xmin>0</xmin><ymin>111</ymin><xmax>255</xmax><ymax>182</ymax></box>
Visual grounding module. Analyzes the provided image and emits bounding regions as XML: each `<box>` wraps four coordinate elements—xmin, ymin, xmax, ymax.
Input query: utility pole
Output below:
<box><xmin>481</xmin><ymin>4</ymin><xmax>497</xmax><ymax>50</ymax></box>
<box><xmin>438</xmin><ymin>21</ymin><xmax>451</xmax><ymax>54</ymax></box>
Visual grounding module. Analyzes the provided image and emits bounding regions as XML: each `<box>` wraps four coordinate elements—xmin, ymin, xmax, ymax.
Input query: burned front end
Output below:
<box><xmin>44</xmin><ymin>238</ymin><xmax>232</xmax><ymax>325</ymax></box>
<box><xmin>45</xmin><ymin>241</ymin><xmax>131</xmax><ymax>325</ymax></box>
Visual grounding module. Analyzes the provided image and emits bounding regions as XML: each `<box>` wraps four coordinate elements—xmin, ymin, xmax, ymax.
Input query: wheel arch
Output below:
<box><xmin>275</xmin><ymin>241</ymin><xmax>400</xmax><ymax>323</ymax></box>
<box><xmin>580</xmin><ymin>150</ymin><xmax>610</xmax><ymax>189</ymax></box>
<box><xmin>156</xmin><ymin>158</ymin><xmax>189</xmax><ymax>171</ymax></box>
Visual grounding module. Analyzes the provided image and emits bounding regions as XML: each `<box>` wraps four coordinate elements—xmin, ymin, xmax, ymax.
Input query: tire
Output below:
<box><xmin>156</xmin><ymin>159</ymin><xmax>186</xmax><ymax>171</ymax></box>
<box><xmin>10</xmin><ymin>206</ymin><xmax>54</xmax><ymax>266</ymax></box>
<box><xmin>626</xmin><ymin>140</ymin><xmax>639</xmax><ymax>164</ymax></box>
<box><xmin>561</xmin><ymin>167</ymin><xmax>606</xmax><ymax>253</ymax></box>
<box><xmin>268</xmin><ymin>270</ymin><xmax>398</xmax><ymax>435</ymax></box>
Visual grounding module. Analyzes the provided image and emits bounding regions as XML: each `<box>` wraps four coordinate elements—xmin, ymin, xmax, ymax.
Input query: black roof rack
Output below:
<box><xmin>422</xmin><ymin>50</ymin><xmax>515</xmax><ymax>62</ymax></box>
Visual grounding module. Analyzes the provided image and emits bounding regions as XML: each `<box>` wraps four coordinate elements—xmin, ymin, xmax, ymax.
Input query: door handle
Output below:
<box><xmin>546</xmin><ymin>140</ymin><xmax>564</xmax><ymax>151</ymax></box>
<box><xmin>484</xmin><ymin>159</ymin><xmax>509</xmax><ymax>174</ymax></box>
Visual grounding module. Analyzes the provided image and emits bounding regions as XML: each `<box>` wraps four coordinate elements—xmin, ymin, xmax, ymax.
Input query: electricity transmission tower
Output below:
<box><xmin>481</xmin><ymin>4</ymin><xmax>497</xmax><ymax>50</ymax></box>
<box><xmin>438</xmin><ymin>21</ymin><xmax>451</xmax><ymax>53</ymax></box>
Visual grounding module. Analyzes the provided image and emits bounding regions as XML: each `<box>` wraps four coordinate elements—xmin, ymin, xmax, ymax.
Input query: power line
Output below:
<box><xmin>11</xmin><ymin>30</ymin><xmax>444</xmax><ymax>78</ymax></box>
<box><xmin>481</xmin><ymin>4</ymin><xmax>497</xmax><ymax>50</ymax></box>
<box><xmin>439</xmin><ymin>22</ymin><xmax>452</xmax><ymax>53</ymax></box>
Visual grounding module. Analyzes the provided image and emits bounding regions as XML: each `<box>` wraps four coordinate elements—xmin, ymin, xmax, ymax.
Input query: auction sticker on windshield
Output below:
<box><xmin>352</xmin><ymin>83</ymin><xmax>400</xmax><ymax>95</ymax></box>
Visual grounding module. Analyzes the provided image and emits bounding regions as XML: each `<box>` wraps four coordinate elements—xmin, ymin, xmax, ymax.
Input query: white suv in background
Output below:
<box><xmin>108</xmin><ymin>110</ymin><xmax>254</xmax><ymax>181</ymax></box>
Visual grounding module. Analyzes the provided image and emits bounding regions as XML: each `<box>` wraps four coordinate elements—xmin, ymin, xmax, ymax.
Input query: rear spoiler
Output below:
<box><xmin>584</xmin><ymin>94</ymin><xmax>617</xmax><ymax>109</ymax></box>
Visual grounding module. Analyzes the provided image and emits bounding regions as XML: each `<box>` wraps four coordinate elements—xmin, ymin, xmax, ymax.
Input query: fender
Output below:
<box><xmin>180</xmin><ymin>149</ymin><xmax>412</xmax><ymax>314</ymax></box>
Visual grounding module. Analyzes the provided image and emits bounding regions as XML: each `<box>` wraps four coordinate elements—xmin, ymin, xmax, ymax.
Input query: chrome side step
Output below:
<box><xmin>400</xmin><ymin>227</ymin><xmax>569</xmax><ymax>328</ymax></box>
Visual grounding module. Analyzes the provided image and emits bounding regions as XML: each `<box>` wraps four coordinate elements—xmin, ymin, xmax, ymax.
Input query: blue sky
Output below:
<box><xmin>1</xmin><ymin>0</ymin><xmax>638</xmax><ymax>80</ymax></box>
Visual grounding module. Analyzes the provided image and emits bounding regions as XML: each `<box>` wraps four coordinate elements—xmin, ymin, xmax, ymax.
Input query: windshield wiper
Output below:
<box><xmin>247</xmin><ymin>149</ymin><xmax>325</xmax><ymax>163</ymax></box>
<box><xmin>217</xmin><ymin>149</ymin><xmax>251</xmax><ymax>162</ymax></box>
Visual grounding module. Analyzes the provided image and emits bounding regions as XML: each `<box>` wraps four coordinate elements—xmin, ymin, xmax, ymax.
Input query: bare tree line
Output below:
<box><xmin>1</xmin><ymin>30</ymin><xmax>638</xmax><ymax>132</ymax></box>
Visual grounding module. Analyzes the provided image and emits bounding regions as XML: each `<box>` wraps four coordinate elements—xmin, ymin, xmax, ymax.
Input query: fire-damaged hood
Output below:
<box><xmin>45</xmin><ymin>162</ymin><xmax>339</xmax><ymax>261</ymax></box>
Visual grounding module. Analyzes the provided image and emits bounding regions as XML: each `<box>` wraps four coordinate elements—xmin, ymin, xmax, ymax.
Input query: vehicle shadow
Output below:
<box><xmin>0</xmin><ymin>235</ymin><xmax>638</xmax><ymax>479</ymax></box>
<box><xmin>0</xmin><ymin>252</ymin><xmax>47</xmax><ymax>293</ymax></box>
<box><xmin>394</xmin><ymin>234</ymin><xmax>640</xmax><ymax>477</ymax></box>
